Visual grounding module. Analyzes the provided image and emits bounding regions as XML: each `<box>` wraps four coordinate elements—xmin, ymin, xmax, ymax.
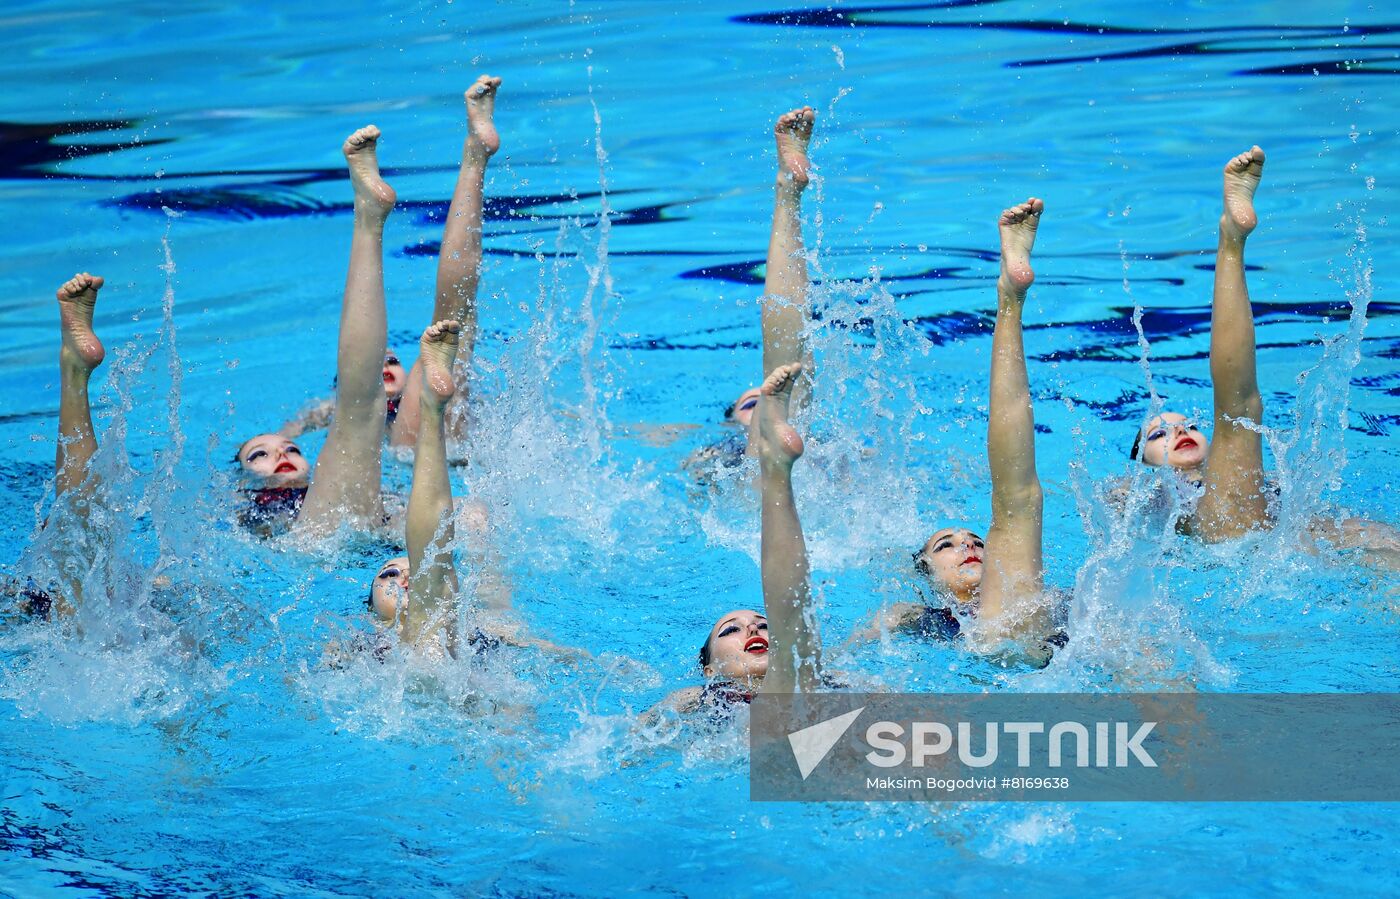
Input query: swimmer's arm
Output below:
<box><xmin>614</xmin><ymin>422</ymin><xmax>701</xmax><ymax>448</ymax></box>
<box><xmin>484</xmin><ymin>621</ymin><xmax>591</xmax><ymax>663</ymax></box>
<box><xmin>1305</xmin><ymin>516</ymin><xmax>1400</xmax><ymax>572</ymax></box>
<box><xmin>279</xmin><ymin>398</ymin><xmax>335</xmax><ymax>439</ymax></box>
<box><xmin>841</xmin><ymin>602</ymin><xmax>925</xmax><ymax>651</ymax></box>
<box><xmin>980</xmin><ymin>640</ymin><xmax>1055</xmax><ymax>670</ymax></box>
<box><xmin>456</xmin><ymin>501</ymin><xmax>514</xmax><ymax>613</ymax></box>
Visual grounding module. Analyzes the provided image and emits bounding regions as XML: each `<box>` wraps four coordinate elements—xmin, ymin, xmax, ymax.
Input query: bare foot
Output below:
<box><xmin>774</xmin><ymin>106</ymin><xmax>815</xmax><ymax>191</ymax></box>
<box><xmin>1221</xmin><ymin>145</ymin><xmax>1264</xmax><ymax>242</ymax></box>
<box><xmin>56</xmin><ymin>272</ymin><xmax>105</xmax><ymax>372</ymax></box>
<box><xmin>465</xmin><ymin>75</ymin><xmax>502</xmax><ymax>160</ymax></box>
<box><xmin>342</xmin><ymin>125</ymin><xmax>397</xmax><ymax>219</ymax></box>
<box><xmin>755</xmin><ymin>362</ymin><xmax>804</xmax><ymax>468</ymax></box>
<box><xmin>419</xmin><ymin>319</ymin><xmax>462</xmax><ymax>410</ymax></box>
<box><xmin>998</xmin><ymin>197</ymin><xmax>1043</xmax><ymax>296</ymax></box>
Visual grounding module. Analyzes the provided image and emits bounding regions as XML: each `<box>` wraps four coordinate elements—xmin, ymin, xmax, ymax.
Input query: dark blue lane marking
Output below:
<box><xmin>733</xmin><ymin>4</ymin><xmax>1400</xmax><ymax>75</ymax></box>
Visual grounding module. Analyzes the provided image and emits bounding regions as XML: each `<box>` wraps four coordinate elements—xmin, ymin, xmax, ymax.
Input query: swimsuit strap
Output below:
<box><xmin>247</xmin><ymin>486</ymin><xmax>309</xmax><ymax>507</ymax></box>
<box><xmin>18</xmin><ymin>580</ymin><xmax>53</xmax><ymax>619</ymax></box>
<box><xmin>700</xmin><ymin>680</ymin><xmax>754</xmax><ymax>708</ymax></box>
<box><xmin>915</xmin><ymin>605</ymin><xmax>962</xmax><ymax>641</ymax></box>
<box><xmin>465</xmin><ymin>628</ymin><xmax>502</xmax><ymax>655</ymax></box>
<box><xmin>238</xmin><ymin>486</ymin><xmax>308</xmax><ymax>532</ymax></box>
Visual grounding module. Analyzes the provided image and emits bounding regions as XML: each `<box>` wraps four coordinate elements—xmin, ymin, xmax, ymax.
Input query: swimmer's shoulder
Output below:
<box><xmin>911</xmin><ymin>605</ymin><xmax>962</xmax><ymax>641</ymax></box>
<box><xmin>880</xmin><ymin>601</ymin><xmax>930</xmax><ymax>636</ymax></box>
<box><xmin>640</xmin><ymin>686</ymin><xmax>705</xmax><ymax>728</ymax></box>
<box><xmin>682</xmin><ymin>430</ymin><xmax>749</xmax><ymax>477</ymax></box>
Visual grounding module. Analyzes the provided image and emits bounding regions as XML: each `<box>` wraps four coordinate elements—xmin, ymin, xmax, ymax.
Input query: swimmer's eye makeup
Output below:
<box><xmin>717</xmin><ymin>620</ymin><xmax>768</xmax><ymax>639</ymax></box>
<box><xmin>244</xmin><ymin>444</ymin><xmax>301</xmax><ymax>463</ymax></box>
<box><xmin>738</xmin><ymin>398</ymin><xmax>758</xmax><ymax>412</ymax></box>
<box><xmin>1146</xmin><ymin>422</ymin><xmax>1201</xmax><ymax>443</ymax></box>
<box><xmin>377</xmin><ymin>567</ymin><xmax>403</xmax><ymax>580</ymax></box>
<box><xmin>933</xmin><ymin>536</ymin><xmax>984</xmax><ymax>552</ymax></box>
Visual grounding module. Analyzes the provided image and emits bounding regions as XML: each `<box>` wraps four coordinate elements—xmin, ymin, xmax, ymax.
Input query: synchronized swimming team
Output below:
<box><xmin>30</xmin><ymin>76</ymin><xmax>1399</xmax><ymax>722</ymax></box>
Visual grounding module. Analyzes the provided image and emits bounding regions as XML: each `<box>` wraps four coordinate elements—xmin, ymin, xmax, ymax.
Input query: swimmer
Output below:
<box><xmin>236</xmin><ymin>75</ymin><xmax>504</xmax><ymax>534</ymax></box>
<box><xmin>646</xmin><ymin>362</ymin><xmax>822</xmax><ymax>722</ymax></box>
<box><xmin>284</xmin><ymin>77</ymin><xmax>502</xmax><ymax>451</ymax></box>
<box><xmin>277</xmin><ymin>351</ymin><xmax>407</xmax><ymax>439</ymax></box>
<box><xmin>848</xmin><ymin>199</ymin><xmax>1063</xmax><ymax>662</ymax></box>
<box><xmin>30</xmin><ymin>271</ymin><xmax>108</xmax><ymax>617</ymax></box>
<box><xmin>1159</xmin><ymin>146</ymin><xmax>1271</xmax><ymax>541</ymax></box>
<box><xmin>362</xmin><ymin>319</ymin><xmax>465</xmax><ymax>651</ymax></box>
<box><xmin>54</xmin><ymin>273</ymin><xmax>106</xmax><ymax>503</ymax></box>
<box><xmin>390</xmin><ymin>73</ymin><xmax>501</xmax><ymax>449</ymax></box>
<box><xmin>1125</xmin><ymin>147</ymin><xmax>1400</xmax><ymax>562</ymax></box>
<box><xmin>684</xmin><ymin>107</ymin><xmax>816</xmax><ymax>479</ymax></box>
<box><xmin>233</xmin><ymin>122</ymin><xmax>395</xmax><ymax>535</ymax></box>
<box><xmin>348</xmin><ymin>320</ymin><xmax>577</xmax><ymax>660</ymax></box>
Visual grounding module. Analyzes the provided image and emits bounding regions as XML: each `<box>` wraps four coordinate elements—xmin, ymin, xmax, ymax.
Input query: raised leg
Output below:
<box><xmin>1195</xmin><ymin>147</ymin><xmax>1269</xmax><ymax>541</ymax></box>
<box><xmin>295</xmin><ymin>126</ymin><xmax>397</xmax><ymax>535</ymax></box>
<box><xmin>54</xmin><ymin>273</ymin><xmax>106</xmax><ymax>498</ymax></box>
<box><xmin>754</xmin><ymin>362</ymin><xmax>820</xmax><ymax>693</ymax></box>
<box><xmin>761</xmin><ymin>107</ymin><xmax>815</xmax><ymax>414</ymax></box>
<box><xmin>391</xmin><ymin>75</ymin><xmax>501</xmax><ymax>447</ymax></box>
<box><xmin>979</xmin><ymin>199</ymin><xmax>1048</xmax><ymax>643</ymax></box>
<box><xmin>402</xmin><ymin>320</ymin><xmax>463</xmax><ymax>650</ymax></box>
<box><xmin>44</xmin><ymin>272</ymin><xmax>109</xmax><ymax>617</ymax></box>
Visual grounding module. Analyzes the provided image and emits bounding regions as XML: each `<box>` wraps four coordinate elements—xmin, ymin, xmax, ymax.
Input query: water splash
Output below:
<box><xmin>0</xmin><ymin>229</ymin><xmax>256</xmax><ymax>725</ymax></box>
<box><xmin>1268</xmin><ymin>214</ymin><xmax>1373</xmax><ymax>547</ymax></box>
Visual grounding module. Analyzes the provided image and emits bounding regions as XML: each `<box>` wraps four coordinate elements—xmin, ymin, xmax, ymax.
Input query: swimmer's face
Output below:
<box><xmin>703</xmin><ymin>609</ymin><xmax>769</xmax><ymax>680</ymax></box>
<box><xmin>729</xmin><ymin>388</ymin><xmax>761</xmax><ymax>428</ymax></box>
<box><xmin>370</xmin><ymin>556</ymin><xmax>409</xmax><ymax>621</ymax></box>
<box><xmin>917</xmin><ymin>528</ymin><xmax>984</xmax><ymax>598</ymax></box>
<box><xmin>382</xmin><ymin>352</ymin><xmax>406</xmax><ymax>401</ymax></box>
<box><xmin>238</xmin><ymin>434</ymin><xmax>310</xmax><ymax>487</ymax></box>
<box><xmin>1138</xmin><ymin>413</ymin><xmax>1209</xmax><ymax>470</ymax></box>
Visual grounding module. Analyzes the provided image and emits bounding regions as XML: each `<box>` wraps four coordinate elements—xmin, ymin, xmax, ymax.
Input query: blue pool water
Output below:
<box><xmin>2</xmin><ymin>1</ymin><xmax>1398</xmax><ymax>895</ymax></box>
